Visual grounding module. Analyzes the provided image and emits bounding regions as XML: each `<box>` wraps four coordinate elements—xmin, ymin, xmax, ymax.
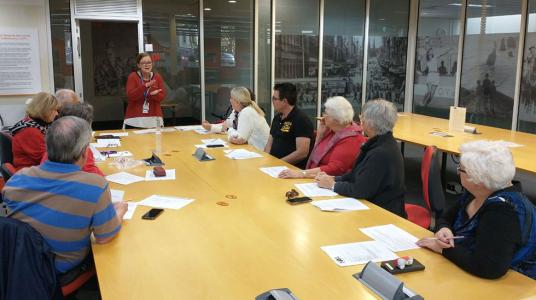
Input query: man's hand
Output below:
<box><xmin>316</xmin><ymin>172</ymin><xmax>335</xmax><ymax>190</ymax></box>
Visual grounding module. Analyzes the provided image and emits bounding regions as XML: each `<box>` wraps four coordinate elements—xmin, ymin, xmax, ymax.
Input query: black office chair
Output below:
<box><xmin>0</xmin><ymin>131</ymin><xmax>13</xmax><ymax>165</ymax></box>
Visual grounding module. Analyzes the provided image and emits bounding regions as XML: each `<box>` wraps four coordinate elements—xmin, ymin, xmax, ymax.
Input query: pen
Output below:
<box><xmin>426</xmin><ymin>236</ymin><xmax>464</xmax><ymax>240</ymax></box>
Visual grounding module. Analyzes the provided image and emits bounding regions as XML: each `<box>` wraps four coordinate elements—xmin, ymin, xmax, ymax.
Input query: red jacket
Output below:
<box><xmin>125</xmin><ymin>72</ymin><xmax>166</xmax><ymax>119</ymax></box>
<box><xmin>12</xmin><ymin>127</ymin><xmax>45</xmax><ymax>171</ymax></box>
<box><xmin>40</xmin><ymin>148</ymin><xmax>104</xmax><ymax>177</ymax></box>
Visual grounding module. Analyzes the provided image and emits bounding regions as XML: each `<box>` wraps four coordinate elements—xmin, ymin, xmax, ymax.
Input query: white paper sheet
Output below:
<box><xmin>123</xmin><ymin>202</ymin><xmax>138</xmax><ymax>220</ymax></box>
<box><xmin>259</xmin><ymin>166</ymin><xmax>289</xmax><ymax>178</ymax></box>
<box><xmin>321</xmin><ymin>241</ymin><xmax>398</xmax><ymax>267</ymax></box>
<box><xmin>224</xmin><ymin>149</ymin><xmax>263</xmax><ymax>160</ymax></box>
<box><xmin>137</xmin><ymin>195</ymin><xmax>194</xmax><ymax>210</ymax></box>
<box><xmin>145</xmin><ymin>169</ymin><xmax>176</xmax><ymax>181</ymax></box>
<box><xmin>133</xmin><ymin>128</ymin><xmax>176</xmax><ymax>134</ymax></box>
<box><xmin>89</xmin><ymin>145</ymin><xmax>106</xmax><ymax>162</ymax></box>
<box><xmin>107</xmin><ymin>151</ymin><xmax>133</xmax><ymax>158</ymax></box>
<box><xmin>359</xmin><ymin>224</ymin><xmax>420</xmax><ymax>252</ymax></box>
<box><xmin>201</xmin><ymin>138</ymin><xmax>227</xmax><ymax>145</ymax></box>
<box><xmin>311</xmin><ymin>198</ymin><xmax>369</xmax><ymax>212</ymax></box>
<box><xmin>110</xmin><ymin>189</ymin><xmax>125</xmax><ymax>203</ymax></box>
<box><xmin>193</xmin><ymin>129</ymin><xmax>210</xmax><ymax>135</ymax></box>
<box><xmin>91</xmin><ymin>139</ymin><xmax>121</xmax><ymax>148</ymax></box>
<box><xmin>105</xmin><ymin>172</ymin><xmax>145</xmax><ymax>185</ymax></box>
<box><xmin>295</xmin><ymin>183</ymin><xmax>338</xmax><ymax>197</ymax></box>
<box><xmin>174</xmin><ymin>125</ymin><xmax>205</xmax><ymax>131</ymax></box>
<box><xmin>99</xmin><ymin>132</ymin><xmax>129</xmax><ymax>137</ymax></box>
<box><xmin>194</xmin><ymin>144</ymin><xmax>228</xmax><ymax>149</ymax></box>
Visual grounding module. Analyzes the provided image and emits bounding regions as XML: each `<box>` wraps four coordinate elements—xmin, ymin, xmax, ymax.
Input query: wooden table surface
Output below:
<box><xmin>394</xmin><ymin>113</ymin><xmax>536</xmax><ymax>175</ymax></box>
<box><xmin>92</xmin><ymin>129</ymin><xmax>536</xmax><ymax>299</ymax></box>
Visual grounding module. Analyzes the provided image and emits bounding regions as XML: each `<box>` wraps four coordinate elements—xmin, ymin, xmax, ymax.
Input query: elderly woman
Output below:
<box><xmin>9</xmin><ymin>92</ymin><xmax>59</xmax><ymax>171</ymax></box>
<box><xmin>417</xmin><ymin>140</ymin><xmax>536</xmax><ymax>279</ymax></box>
<box><xmin>125</xmin><ymin>52</ymin><xmax>166</xmax><ymax>128</ymax></box>
<box><xmin>201</xmin><ymin>87</ymin><xmax>269</xmax><ymax>150</ymax></box>
<box><xmin>278</xmin><ymin>96</ymin><xmax>366</xmax><ymax>178</ymax></box>
<box><xmin>316</xmin><ymin>99</ymin><xmax>406</xmax><ymax>217</ymax></box>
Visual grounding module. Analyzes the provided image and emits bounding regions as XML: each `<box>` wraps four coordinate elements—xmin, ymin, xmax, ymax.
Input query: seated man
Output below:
<box><xmin>316</xmin><ymin>99</ymin><xmax>406</xmax><ymax>217</ymax></box>
<box><xmin>264</xmin><ymin>83</ymin><xmax>314</xmax><ymax>169</ymax></box>
<box><xmin>3</xmin><ymin>116</ymin><xmax>127</xmax><ymax>274</ymax></box>
<box><xmin>55</xmin><ymin>89</ymin><xmax>80</xmax><ymax>107</ymax></box>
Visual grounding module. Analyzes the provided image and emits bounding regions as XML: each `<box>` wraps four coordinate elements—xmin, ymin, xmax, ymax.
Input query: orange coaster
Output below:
<box><xmin>216</xmin><ymin>201</ymin><xmax>229</xmax><ymax>206</ymax></box>
<box><xmin>225</xmin><ymin>195</ymin><xmax>237</xmax><ymax>199</ymax></box>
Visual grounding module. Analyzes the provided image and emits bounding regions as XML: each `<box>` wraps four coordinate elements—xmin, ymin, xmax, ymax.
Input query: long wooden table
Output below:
<box><xmin>394</xmin><ymin>113</ymin><xmax>536</xmax><ymax>175</ymax></box>
<box><xmin>92</xmin><ymin>129</ymin><xmax>536</xmax><ymax>299</ymax></box>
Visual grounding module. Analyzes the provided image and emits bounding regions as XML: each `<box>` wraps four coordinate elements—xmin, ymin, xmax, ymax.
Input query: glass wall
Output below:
<box><xmin>459</xmin><ymin>0</ymin><xmax>521</xmax><ymax>129</ymax></box>
<box><xmin>413</xmin><ymin>0</ymin><xmax>461</xmax><ymax>118</ymax></box>
<box><xmin>257</xmin><ymin>0</ymin><xmax>272</xmax><ymax>120</ymax></box>
<box><xmin>203</xmin><ymin>0</ymin><xmax>254</xmax><ymax>122</ymax></box>
<box><xmin>366</xmin><ymin>0</ymin><xmax>410</xmax><ymax>111</ymax></box>
<box><xmin>142</xmin><ymin>0</ymin><xmax>201</xmax><ymax>123</ymax></box>
<box><xmin>519</xmin><ymin>0</ymin><xmax>536</xmax><ymax>133</ymax></box>
<box><xmin>49</xmin><ymin>0</ymin><xmax>74</xmax><ymax>91</ymax></box>
<box><xmin>322</xmin><ymin>0</ymin><xmax>365</xmax><ymax>116</ymax></box>
<box><xmin>275</xmin><ymin>0</ymin><xmax>320</xmax><ymax>122</ymax></box>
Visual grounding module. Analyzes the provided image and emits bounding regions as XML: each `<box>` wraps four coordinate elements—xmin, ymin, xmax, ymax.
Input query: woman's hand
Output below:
<box><xmin>145</xmin><ymin>80</ymin><xmax>156</xmax><ymax>88</ymax></box>
<box><xmin>278</xmin><ymin>169</ymin><xmax>303</xmax><ymax>179</ymax></box>
<box><xmin>315</xmin><ymin>172</ymin><xmax>335</xmax><ymax>189</ymax></box>
<box><xmin>149</xmin><ymin>89</ymin><xmax>162</xmax><ymax>96</ymax></box>
<box><xmin>201</xmin><ymin>120</ymin><xmax>212</xmax><ymax>131</ymax></box>
<box><xmin>416</xmin><ymin>238</ymin><xmax>446</xmax><ymax>254</ymax></box>
<box><xmin>229</xmin><ymin>136</ymin><xmax>246</xmax><ymax>145</ymax></box>
<box><xmin>435</xmin><ymin>227</ymin><xmax>456</xmax><ymax>247</ymax></box>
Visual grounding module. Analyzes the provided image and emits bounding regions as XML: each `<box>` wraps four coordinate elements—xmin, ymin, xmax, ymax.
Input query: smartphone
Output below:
<box><xmin>206</xmin><ymin>144</ymin><xmax>224</xmax><ymax>148</ymax></box>
<box><xmin>286</xmin><ymin>196</ymin><xmax>313</xmax><ymax>205</ymax></box>
<box><xmin>142</xmin><ymin>208</ymin><xmax>164</xmax><ymax>220</ymax></box>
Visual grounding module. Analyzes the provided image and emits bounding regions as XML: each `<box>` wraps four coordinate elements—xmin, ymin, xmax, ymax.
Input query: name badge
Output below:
<box><xmin>142</xmin><ymin>100</ymin><xmax>149</xmax><ymax>114</ymax></box>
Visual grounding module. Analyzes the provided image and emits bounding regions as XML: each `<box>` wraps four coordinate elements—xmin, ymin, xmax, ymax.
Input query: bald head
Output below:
<box><xmin>55</xmin><ymin>89</ymin><xmax>80</xmax><ymax>106</ymax></box>
<box><xmin>46</xmin><ymin>116</ymin><xmax>91</xmax><ymax>164</ymax></box>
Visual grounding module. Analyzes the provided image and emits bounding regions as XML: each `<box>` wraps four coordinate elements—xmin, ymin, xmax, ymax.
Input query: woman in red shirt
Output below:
<box><xmin>124</xmin><ymin>53</ymin><xmax>166</xmax><ymax>128</ymax></box>
<box><xmin>278</xmin><ymin>96</ymin><xmax>366</xmax><ymax>178</ymax></box>
<box><xmin>9</xmin><ymin>92</ymin><xmax>59</xmax><ymax>170</ymax></box>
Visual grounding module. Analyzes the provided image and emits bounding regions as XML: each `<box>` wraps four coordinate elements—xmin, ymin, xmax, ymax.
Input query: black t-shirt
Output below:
<box><xmin>269</xmin><ymin>107</ymin><xmax>314</xmax><ymax>168</ymax></box>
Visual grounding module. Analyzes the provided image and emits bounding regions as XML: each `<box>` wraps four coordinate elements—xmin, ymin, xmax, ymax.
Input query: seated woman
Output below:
<box><xmin>201</xmin><ymin>87</ymin><xmax>269</xmax><ymax>150</ymax></box>
<box><xmin>417</xmin><ymin>140</ymin><xmax>536</xmax><ymax>280</ymax></box>
<box><xmin>278</xmin><ymin>96</ymin><xmax>366</xmax><ymax>178</ymax></box>
<box><xmin>9</xmin><ymin>92</ymin><xmax>59</xmax><ymax>171</ymax></box>
<box><xmin>40</xmin><ymin>102</ymin><xmax>104</xmax><ymax>176</ymax></box>
<box><xmin>316</xmin><ymin>99</ymin><xmax>406</xmax><ymax>217</ymax></box>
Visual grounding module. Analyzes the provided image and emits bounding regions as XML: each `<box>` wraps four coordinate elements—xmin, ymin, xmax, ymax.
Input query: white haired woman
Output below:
<box><xmin>316</xmin><ymin>99</ymin><xmax>406</xmax><ymax>217</ymax></box>
<box><xmin>202</xmin><ymin>87</ymin><xmax>269</xmax><ymax>150</ymax></box>
<box><xmin>417</xmin><ymin>140</ymin><xmax>536</xmax><ymax>280</ymax></box>
<box><xmin>278</xmin><ymin>96</ymin><xmax>366</xmax><ymax>179</ymax></box>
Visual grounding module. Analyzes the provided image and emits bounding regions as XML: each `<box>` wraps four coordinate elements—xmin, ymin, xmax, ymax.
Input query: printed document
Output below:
<box><xmin>99</xmin><ymin>132</ymin><xmax>129</xmax><ymax>137</ymax></box>
<box><xmin>110</xmin><ymin>189</ymin><xmax>125</xmax><ymax>203</ymax></box>
<box><xmin>360</xmin><ymin>224</ymin><xmax>420</xmax><ymax>252</ymax></box>
<box><xmin>137</xmin><ymin>195</ymin><xmax>194</xmax><ymax>210</ymax></box>
<box><xmin>321</xmin><ymin>241</ymin><xmax>398</xmax><ymax>267</ymax></box>
<box><xmin>295</xmin><ymin>183</ymin><xmax>338</xmax><ymax>197</ymax></box>
<box><xmin>259</xmin><ymin>166</ymin><xmax>288</xmax><ymax>178</ymax></box>
<box><xmin>174</xmin><ymin>125</ymin><xmax>204</xmax><ymax>131</ymax></box>
<box><xmin>224</xmin><ymin>149</ymin><xmax>263</xmax><ymax>160</ymax></box>
<box><xmin>311</xmin><ymin>198</ymin><xmax>369</xmax><ymax>211</ymax></box>
<box><xmin>106</xmin><ymin>172</ymin><xmax>145</xmax><ymax>185</ymax></box>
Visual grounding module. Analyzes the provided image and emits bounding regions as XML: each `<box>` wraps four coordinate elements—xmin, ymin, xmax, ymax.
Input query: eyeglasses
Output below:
<box><xmin>456</xmin><ymin>165</ymin><xmax>467</xmax><ymax>175</ymax></box>
<box><xmin>140</xmin><ymin>62</ymin><xmax>153</xmax><ymax>66</ymax></box>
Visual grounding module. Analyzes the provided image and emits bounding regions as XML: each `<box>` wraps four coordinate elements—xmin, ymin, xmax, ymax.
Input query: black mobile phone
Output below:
<box><xmin>206</xmin><ymin>144</ymin><xmax>224</xmax><ymax>148</ymax></box>
<box><xmin>286</xmin><ymin>196</ymin><xmax>312</xmax><ymax>205</ymax></box>
<box><xmin>141</xmin><ymin>208</ymin><xmax>164</xmax><ymax>220</ymax></box>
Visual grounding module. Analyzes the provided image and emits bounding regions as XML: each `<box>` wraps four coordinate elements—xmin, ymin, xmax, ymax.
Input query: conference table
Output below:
<box><xmin>393</xmin><ymin>113</ymin><xmax>536</xmax><ymax>175</ymax></box>
<box><xmin>92</xmin><ymin>129</ymin><xmax>536</xmax><ymax>299</ymax></box>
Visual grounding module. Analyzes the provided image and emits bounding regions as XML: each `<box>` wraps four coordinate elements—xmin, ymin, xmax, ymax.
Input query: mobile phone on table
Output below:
<box><xmin>142</xmin><ymin>208</ymin><xmax>164</xmax><ymax>220</ymax></box>
<box><xmin>286</xmin><ymin>196</ymin><xmax>312</xmax><ymax>205</ymax></box>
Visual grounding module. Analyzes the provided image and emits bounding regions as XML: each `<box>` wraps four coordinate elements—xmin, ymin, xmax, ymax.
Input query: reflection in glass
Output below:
<box><xmin>366</xmin><ymin>0</ymin><xmax>409</xmax><ymax>111</ymax></box>
<box><xmin>459</xmin><ymin>0</ymin><xmax>521</xmax><ymax>129</ymax></box>
<box><xmin>322</xmin><ymin>0</ymin><xmax>365</xmax><ymax>116</ymax></box>
<box><xmin>143</xmin><ymin>0</ymin><xmax>201</xmax><ymax>123</ymax></box>
<box><xmin>275</xmin><ymin>0</ymin><xmax>320</xmax><ymax>122</ymax></box>
<box><xmin>413</xmin><ymin>1</ymin><xmax>461</xmax><ymax>118</ymax></box>
<box><xmin>203</xmin><ymin>0</ymin><xmax>253</xmax><ymax>123</ymax></box>
<box><xmin>257</xmin><ymin>0</ymin><xmax>272</xmax><ymax>120</ymax></box>
<box><xmin>519</xmin><ymin>0</ymin><xmax>536</xmax><ymax>133</ymax></box>
<box><xmin>49</xmin><ymin>0</ymin><xmax>74</xmax><ymax>91</ymax></box>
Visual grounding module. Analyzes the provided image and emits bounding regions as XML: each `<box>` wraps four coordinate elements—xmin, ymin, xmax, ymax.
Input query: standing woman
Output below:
<box><xmin>124</xmin><ymin>53</ymin><xmax>166</xmax><ymax>128</ymax></box>
<box><xmin>10</xmin><ymin>92</ymin><xmax>59</xmax><ymax>171</ymax></box>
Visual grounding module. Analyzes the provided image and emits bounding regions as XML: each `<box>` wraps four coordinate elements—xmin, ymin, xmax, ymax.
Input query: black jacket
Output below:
<box><xmin>334</xmin><ymin>132</ymin><xmax>406</xmax><ymax>217</ymax></box>
<box><xmin>0</xmin><ymin>217</ymin><xmax>62</xmax><ymax>300</ymax></box>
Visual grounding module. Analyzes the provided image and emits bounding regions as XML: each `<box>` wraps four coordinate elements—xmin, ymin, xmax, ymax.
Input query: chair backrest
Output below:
<box><xmin>1</xmin><ymin>163</ymin><xmax>16</xmax><ymax>181</ymax></box>
<box><xmin>421</xmin><ymin>146</ymin><xmax>445</xmax><ymax>214</ymax></box>
<box><xmin>0</xmin><ymin>131</ymin><xmax>13</xmax><ymax>165</ymax></box>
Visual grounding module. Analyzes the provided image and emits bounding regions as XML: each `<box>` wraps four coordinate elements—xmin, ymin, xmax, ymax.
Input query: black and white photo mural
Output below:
<box><xmin>519</xmin><ymin>0</ymin><xmax>536</xmax><ymax>133</ymax></box>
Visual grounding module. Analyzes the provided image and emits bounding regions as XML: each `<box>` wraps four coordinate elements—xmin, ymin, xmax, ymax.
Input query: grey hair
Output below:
<box><xmin>460</xmin><ymin>140</ymin><xmax>515</xmax><ymax>191</ymax></box>
<box><xmin>324</xmin><ymin>96</ymin><xmax>354</xmax><ymax>125</ymax></box>
<box><xmin>46</xmin><ymin>116</ymin><xmax>91</xmax><ymax>164</ymax></box>
<box><xmin>55</xmin><ymin>89</ymin><xmax>80</xmax><ymax>106</ymax></box>
<box><xmin>59</xmin><ymin>102</ymin><xmax>94</xmax><ymax>124</ymax></box>
<box><xmin>361</xmin><ymin>99</ymin><xmax>398</xmax><ymax>135</ymax></box>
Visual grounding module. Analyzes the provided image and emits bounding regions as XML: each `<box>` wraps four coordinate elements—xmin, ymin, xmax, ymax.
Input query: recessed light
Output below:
<box><xmin>228</xmin><ymin>0</ymin><xmax>237</xmax><ymax>3</ymax></box>
<box><xmin>204</xmin><ymin>7</ymin><xmax>212</xmax><ymax>11</ymax></box>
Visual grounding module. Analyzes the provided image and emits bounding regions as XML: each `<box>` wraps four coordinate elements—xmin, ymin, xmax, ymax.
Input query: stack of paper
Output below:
<box><xmin>321</xmin><ymin>241</ymin><xmax>398</xmax><ymax>267</ymax></box>
<box><xmin>107</xmin><ymin>151</ymin><xmax>133</xmax><ymax>158</ymax></box>
<box><xmin>359</xmin><ymin>224</ymin><xmax>420</xmax><ymax>252</ymax></box>
<box><xmin>224</xmin><ymin>149</ymin><xmax>263</xmax><ymax>160</ymax></box>
<box><xmin>144</xmin><ymin>169</ymin><xmax>176</xmax><ymax>181</ymax></box>
<box><xmin>174</xmin><ymin>125</ymin><xmax>205</xmax><ymax>131</ymax></box>
<box><xmin>259</xmin><ymin>166</ymin><xmax>288</xmax><ymax>178</ymax></box>
<box><xmin>295</xmin><ymin>183</ymin><xmax>338</xmax><ymax>197</ymax></box>
<box><xmin>91</xmin><ymin>139</ymin><xmax>121</xmax><ymax>148</ymax></box>
<box><xmin>137</xmin><ymin>195</ymin><xmax>194</xmax><ymax>210</ymax></box>
<box><xmin>106</xmin><ymin>172</ymin><xmax>145</xmax><ymax>185</ymax></box>
<box><xmin>311</xmin><ymin>198</ymin><xmax>369</xmax><ymax>211</ymax></box>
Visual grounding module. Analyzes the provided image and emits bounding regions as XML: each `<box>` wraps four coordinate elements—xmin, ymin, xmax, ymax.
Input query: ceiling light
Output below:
<box><xmin>204</xmin><ymin>7</ymin><xmax>212</xmax><ymax>11</ymax></box>
<box><xmin>228</xmin><ymin>0</ymin><xmax>237</xmax><ymax>3</ymax></box>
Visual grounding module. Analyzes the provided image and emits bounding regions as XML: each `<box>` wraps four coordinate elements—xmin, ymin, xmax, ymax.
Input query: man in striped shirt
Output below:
<box><xmin>3</xmin><ymin>116</ymin><xmax>127</xmax><ymax>273</ymax></box>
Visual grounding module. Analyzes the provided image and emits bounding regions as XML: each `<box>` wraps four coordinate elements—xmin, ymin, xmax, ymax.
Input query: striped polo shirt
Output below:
<box><xmin>2</xmin><ymin>160</ymin><xmax>121</xmax><ymax>273</ymax></box>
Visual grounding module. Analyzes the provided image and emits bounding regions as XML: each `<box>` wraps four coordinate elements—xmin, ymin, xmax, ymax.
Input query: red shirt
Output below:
<box><xmin>40</xmin><ymin>148</ymin><xmax>104</xmax><ymax>177</ymax></box>
<box><xmin>315</xmin><ymin>131</ymin><xmax>367</xmax><ymax>176</ymax></box>
<box><xmin>125</xmin><ymin>72</ymin><xmax>166</xmax><ymax>119</ymax></box>
<box><xmin>12</xmin><ymin>127</ymin><xmax>46</xmax><ymax>171</ymax></box>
